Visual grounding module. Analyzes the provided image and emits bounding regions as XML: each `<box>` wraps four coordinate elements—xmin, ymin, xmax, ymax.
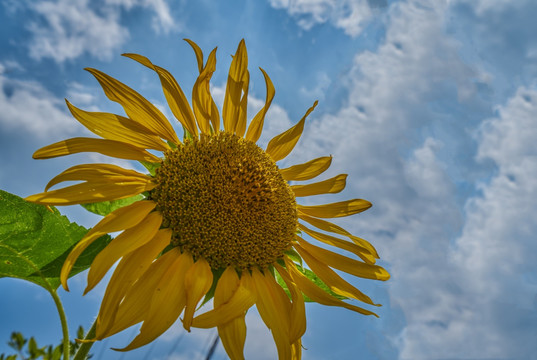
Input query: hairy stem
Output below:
<box><xmin>72</xmin><ymin>320</ymin><xmax>97</xmax><ymax>360</ymax></box>
<box><xmin>49</xmin><ymin>289</ymin><xmax>69</xmax><ymax>360</ymax></box>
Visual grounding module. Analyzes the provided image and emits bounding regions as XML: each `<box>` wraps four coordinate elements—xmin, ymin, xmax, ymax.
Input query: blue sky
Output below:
<box><xmin>1</xmin><ymin>0</ymin><xmax>537</xmax><ymax>359</ymax></box>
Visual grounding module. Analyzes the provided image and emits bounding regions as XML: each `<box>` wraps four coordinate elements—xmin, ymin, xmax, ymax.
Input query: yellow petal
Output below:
<box><xmin>85</xmin><ymin>68</ymin><xmax>179</xmax><ymax>144</ymax></box>
<box><xmin>122</xmin><ymin>53</ymin><xmax>198</xmax><ymax>137</ymax></box>
<box><xmin>215</xmin><ymin>267</ymin><xmax>241</xmax><ymax>306</ymax></box>
<box><xmin>279</xmin><ymin>156</ymin><xmax>332</xmax><ymax>181</ymax></box>
<box><xmin>25</xmin><ymin>180</ymin><xmax>155</xmax><ymax>206</ymax></box>
<box><xmin>97</xmin><ymin>228</ymin><xmax>171</xmax><ymax>337</ymax></box>
<box><xmin>235</xmin><ymin>70</ymin><xmax>249</xmax><ymax>137</ymax></box>
<box><xmin>85</xmin><ymin>212</ymin><xmax>163</xmax><ymax>293</ymax></box>
<box><xmin>86</xmin><ymin>200</ymin><xmax>156</xmax><ymax>236</ymax></box>
<box><xmin>297</xmin><ymin>198</ymin><xmax>371</xmax><ymax>218</ymax></box>
<box><xmin>33</xmin><ymin>137</ymin><xmax>160</xmax><ymax>163</ymax></box>
<box><xmin>218</xmin><ymin>317</ymin><xmax>247</xmax><ymax>360</ymax></box>
<box><xmin>274</xmin><ymin>264</ymin><xmax>306</xmax><ymax>343</ymax></box>
<box><xmin>59</xmin><ymin>200</ymin><xmax>156</xmax><ymax>291</ymax></box>
<box><xmin>191</xmin><ymin>284</ymin><xmax>255</xmax><ymax>329</ymax></box>
<box><xmin>184</xmin><ymin>38</ymin><xmax>204</xmax><ymax>73</ymax></box>
<box><xmin>298</xmin><ymin>213</ymin><xmax>378</xmax><ymax>257</ymax></box>
<box><xmin>265</xmin><ymin>101</ymin><xmax>317</xmax><ymax>162</ymax></box>
<box><xmin>65</xmin><ymin>100</ymin><xmax>168</xmax><ymax>151</ymax></box>
<box><xmin>295</xmin><ymin>238</ymin><xmax>390</xmax><ymax>281</ymax></box>
<box><xmin>101</xmin><ymin>248</ymin><xmax>182</xmax><ymax>338</ymax></box>
<box><xmin>292</xmin><ymin>339</ymin><xmax>302</xmax><ymax>360</ymax></box>
<box><xmin>116</xmin><ymin>251</ymin><xmax>192</xmax><ymax>351</ymax></box>
<box><xmin>245</xmin><ymin>68</ymin><xmax>275</xmax><ymax>143</ymax></box>
<box><xmin>293</xmin><ymin>241</ymin><xmax>378</xmax><ymax>306</ymax></box>
<box><xmin>44</xmin><ymin>163</ymin><xmax>151</xmax><ymax>191</ymax></box>
<box><xmin>298</xmin><ymin>225</ymin><xmax>375</xmax><ymax>264</ymax></box>
<box><xmin>285</xmin><ymin>258</ymin><xmax>378</xmax><ymax>317</ymax></box>
<box><xmin>249</xmin><ymin>268</ymin><xmax>292</xmax><ymax>360</ymax></box>
<box><xmin>192</xmin><ymin>48</ymin><xmax>219</xmax><ymax>134</ymax></box>
<box><xmin>215</xmin><ymin>267</ymin><xmax>246</xmax><ymax>360</ymax></box>
<box><xmin>291</xmin><ymin>174</ymin><xmax>347</xmax><ymax>197</ymax></box>
<box><xmin>223</xmin><ymin>39</ymin><xmax>248</xmax><ymax>134</ymax></box>
<box><xmin>183</xmin><ymin>258</ymin><xmax>213</xmax><ymax>331</ymax></box>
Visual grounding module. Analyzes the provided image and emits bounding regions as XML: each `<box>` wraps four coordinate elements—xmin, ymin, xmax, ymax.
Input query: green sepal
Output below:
<box><xmin>201</xmin><ymin>267</ymin><xmax>225</xmax><ymax>307</ymax></box>
<box><xmin>275</xmin><ymin>270</ymin><xmax>292</xmax><ymax>299</ymax></box>
<box><xmin>80</xmin><ymin>194</ymin><xmax>145</xmax><ymax>216</ymax></box>
<box><xmin>182</xmin><ymin>126</ymin><xmax>194</xmax><ymax>141</ymax></box>
<box><xmin>283</xmin><ymin>248</ymin><xmax>302</xmax><ymax>267</ymax></box>
<box><xmin>166</xmin><ymin>140</ymin><xmax>178</xmax><ymax>150</ymax></box>
<box><xmin>140</xmin><ymin>160</ymin><xmax>161</xmax><ymax>176</ymax></box>
<box><xmin>295</xmin><ymin>263</ymin><xmax>348</xmax><ymax>301</ymax></box>
<box><xmin>0</xmin><ymin>190</ymin><xmax>111</xmax><ymax>290</ymax></box>
<box><xmin>275</xmin><ymin>259</ymin><xmax>348</xmax><ymax>302</ymax></box>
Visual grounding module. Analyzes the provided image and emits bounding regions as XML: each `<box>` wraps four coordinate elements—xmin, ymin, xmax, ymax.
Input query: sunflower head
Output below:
<box><xmin>25</xmin><ymin>39</ymin><xmax>389</xmax><ymax>360</ymax></box>
<box><xmin>151</xmin><ymin>132</ymin><xmax>297</xmax><ymax>270</ymax></box>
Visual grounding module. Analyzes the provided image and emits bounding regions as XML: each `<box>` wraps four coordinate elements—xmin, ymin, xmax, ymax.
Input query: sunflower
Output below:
<box><xmin>25</xmin><ymin>40</ymin><xmax>389</xmax><ymax>359</ymax></box>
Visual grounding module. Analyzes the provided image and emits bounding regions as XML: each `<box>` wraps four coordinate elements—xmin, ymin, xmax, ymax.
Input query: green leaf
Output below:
<box><xmin>28</xmin><ymin>337</ymin><xmax>42</xmax><ymax>359</ymax></box>
<box><xmin>0</xmin><ymin>190</ymin><xmax>111</xmax><ymax>290</ymax></box>
<box><xmin>80</xmin><ymin>194</ymin><xmax>144</xmax><ymax>216</ymax></box>
<box><xmin>0</xmin><ymin>355</ymin><xmax>17</xmax><ymax>360</ymax></box>
<box><xmin>8</xmin><ymin>332</ymin><xmax>25</xmax><ymax>352</ymax></box>
<box><xmin>51</xmin><ymin>345</ymin><xmax>62</xmax><ymax>360</ymax></box>
<box><xmin>76</xmin><ymin>326</ymin><xmax>85</xmax><ymax>340</ymax></box>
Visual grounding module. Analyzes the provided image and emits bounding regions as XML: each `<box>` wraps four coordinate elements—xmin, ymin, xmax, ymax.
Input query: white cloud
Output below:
<box><xmin>0</xmin><ymin>69</ymin><xmax>79</xmax><ymax>138</ymax></box>
<box><xmin>268</xmin><ymin>0</ymin><xmax>382</xmax><ymax>37</ymax></box>
<box><xmin>288</xmin><ymin>0</ymin><xmax>515</xmax><ymax>358</ymax></box>
<box><xmin>299</xmin><ymin>71</ymin><xmax>331</xmax><ymax>101</ymax></box>
<box><xmin>104</xmin><ymin>0</ymin><xmax>179</xmax><ymax>34</ymax></box>
<box><xmin>445</xmin><ymin>87</ymin><xmax>537</xmax><ymax>358</ymax></box>
<box><xmin>455</xmin><ymin>0</ymin><xmax>532</xmax><ymax>15</ymax></box>
<box><xmin>398</xmin><ymin>87</ymin><xmax>537</xmax><ymax>359</ymax></box>
<box><xmin>27</xmin><ymin>0</ymin><xmax>129</xmax><ymax>63</ymax></box>
<box><xmin>65</xmin><ymin>82</ymin><xmax>98</xmax><ymax>106</ymax></box>
<box><xmin>145</xmin><ymin>0</ymin><xmax>179</xmax><ymax>34</ymax></box>
<box><xmin>25</xmin><ymin>0</ymin><xmax>179</xmax><ymax>63</ymax></box>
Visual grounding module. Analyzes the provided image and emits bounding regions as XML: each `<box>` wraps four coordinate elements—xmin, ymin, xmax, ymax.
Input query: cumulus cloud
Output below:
<box><xmin>294</xmin><ymin>1</ymin><xmax>537</xmax><ymax>358</ymax></box>
<box><xmin>446</xmin><ymin>87</ymin><xmax>537</xmax><ymax>358</ymax></box>
<box><xmin>27</xmin><ymin>0</ymin><xmax>129</xmax><ymax>63</ymax></box>
<box><xmin>399</xmin><ymin>87</ymin><xmax>537</xmax><ymax>359</ymax></box>
<box><xmin>25</xmin><ymin>0</ymin><xmax>179</xmax><ymax>63</ymax></box>
<box><xmin>299</xmin><ymin>71</ymin><xmax>331</xmax><ymax>101</ymax></box>
<box><xmin>268</xmin><ymin>0</ymin><xmax>378</xmax><ymax>37</ymax></box>
<box><xmin>288</xmin><ymin>0</ymin><xmax>525</xmax><ymax>358</ymax></box>
<box><xmin>0</xmin><ymin>66</ymin><xmax>78</xmax><ymax>138</ymax></box>
<box><xmin>65</xmin><ymin>82</ymin><xmax>98</xmax><ymax>107</ymax></box>
<box><xmin>104</xmin><ymin>0</ymin><xmax>179</xmax><ymax>34</ymax></box>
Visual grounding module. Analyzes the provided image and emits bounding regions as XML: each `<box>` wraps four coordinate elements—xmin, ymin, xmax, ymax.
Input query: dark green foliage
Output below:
<box><xmin>0</xmin><ymin>327</ymin><xmax>91</xmax><ymax>360</ymax></box>
<box><xmin>0</xmin><ymin>190</ymin><xmax>111</xmax><ymax>290</ymax></box>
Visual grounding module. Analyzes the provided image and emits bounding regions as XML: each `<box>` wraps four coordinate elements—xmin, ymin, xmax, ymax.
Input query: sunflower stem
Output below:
<box><xmin>48</xmin><ymin>289</ymin><xmax>70</xmax><ymax>360</ymax></box>
<box><xmin>72</xmin><ymin>320</ymin><xmax>97</xmax><ymax>360</ymax></box>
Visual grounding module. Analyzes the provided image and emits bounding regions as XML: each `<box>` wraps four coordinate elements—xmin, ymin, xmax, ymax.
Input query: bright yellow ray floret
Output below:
<box><xmin>25</xmin><ymin>39</ymin><xmax>389</xmax><ymax>360</ymax></box>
